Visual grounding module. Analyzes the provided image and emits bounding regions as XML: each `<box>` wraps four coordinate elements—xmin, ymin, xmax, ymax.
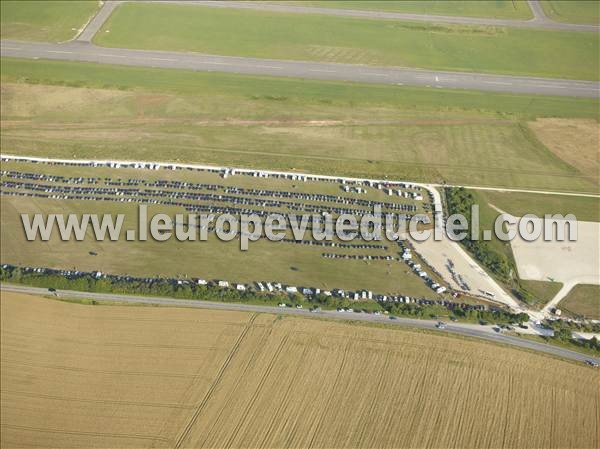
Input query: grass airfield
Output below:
<box><xmin>541</xmin><ymin>0</ymin><xmax>600</xmax><ymax>25</ymax></box>
<box><xmin>2</xmin><ymin>60</ymin><xmax>598</xmax><ymax>194</ymax></box>
<box><xmin>274</xmin><ymin>1</ymin><xmax>534</xmax><ymax>19</ymax></box>
<box><xmin>95</xmin><ymin>3</ymin><xmax>598</xmax><ymax>80</ymax></box>
<box><xmin>560</xmin><ymin>284</ymin><xmax>600</xmax><ymax>319</ymax></box>
<box><xmin>0</xmin><ymin>0</ymin><xmax>99</xmax><ymax>42</ymax></box>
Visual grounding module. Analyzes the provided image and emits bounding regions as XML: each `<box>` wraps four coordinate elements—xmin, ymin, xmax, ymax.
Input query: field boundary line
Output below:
<box><xmin>0</xmin><ymin>424</ymin><xmax>170</xmax><ymax>443</ymax></box>
<box><xmin>223</xmin><ymin>333</ymin><xmax>291</xmax><ymax>448</ymax></box>
<box><xmin>2</xmin><ymin>153</ymin><xmax>598</xmax><ymax>198</ymax></box>
<box><xmin>3</xmin><ymin>389</ymin><xmax>195</xmax><ymax>410</ymax></box>
<box><xmin>305</xmin><ymin>341</ymin><xmax>350</xmax><ymax>448</ymax></box>
<box><xmin>173</xmin><ymin>313</ymin><xmax>258</xmax><ymax>449</ymax></box>
<box><xmin>256</xmin><ymin>342</ymin><xmax>311</xmax><ymax>448</ymax></box>
<box><xmin>197</xmin><ymin>321</ymin><xmax>277</xmax><ymax>448</ymax></box>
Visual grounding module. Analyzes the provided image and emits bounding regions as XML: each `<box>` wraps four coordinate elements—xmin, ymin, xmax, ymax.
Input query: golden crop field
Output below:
<box><xmin>1</xmin><ymin>292</ymin><xmax>599</xmax><ymax>449</ymax></box>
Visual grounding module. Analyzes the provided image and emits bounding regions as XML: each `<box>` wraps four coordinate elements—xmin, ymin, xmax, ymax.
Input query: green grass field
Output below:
<box><xmin>2</xmin><ymin>58</ymin><xmax>598</xmax><ymax>195</ymax></box>
<box><xmin>519</xmin><ymin>280</ymin><xmax>563</xmax><ymax>308</ymax></box>
<box><xmin>275</xmin><ymin>1</ymin><xmax>533</xmax><ymax>19</ymax></box>
<box><xmin>0</xmin><ymin>0</ymin><xmax>99</xmax><ymax>42</ymax></box>
<box><xmin>0</xmin><ymin>161</ymin><xmax>435</xmax><ymax>298</ymax></box>
<box><xmin>477</xmin><ymin>190</ymin><xmax>600</xmax><ymax>222</ymax></box>
<box><xmin>541</xmin><ymin>1</ymin><xmax>600</xmax><ymax>25</ymax></box>
<box><xmin>94</xmin><ymin>3</ymin><xmax>599</xmax><ymax>80</ymax></box>
<box><xmin>560</xmin><ymin>285</ymin><xmax>600</xmax><ymax>319</ymax></box>
<box><xmin>467</xmin><ymin>190</ymin><xmax>516</xmax><ymax>264</ymax></box>
<box><xmin>3</xmin><ymin>58</ymin><xmax>597</xmax><ymax>119</ymax></box>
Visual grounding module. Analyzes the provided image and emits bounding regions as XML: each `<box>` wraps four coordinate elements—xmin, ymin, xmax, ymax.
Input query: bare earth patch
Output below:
<box><xmin>0</xmin><ymin>83</ymin><xmax>132</xmax><ymax>117</ymax></box>
<box><xmin>528</xmin><ymin>118</ymin><xmax>600</xmax><ymax>186</ymax></box>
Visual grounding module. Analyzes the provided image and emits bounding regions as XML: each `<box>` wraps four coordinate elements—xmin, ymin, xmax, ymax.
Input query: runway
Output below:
<box><xmin>2</xmin><ymin>40</ymin><xmax>598</xmax><ymax>98</ymax></box>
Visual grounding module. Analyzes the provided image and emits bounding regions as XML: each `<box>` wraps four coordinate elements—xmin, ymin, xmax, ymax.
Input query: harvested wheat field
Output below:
<box><xmin>1</xmin><ymin>292</ymin><xmax>599</xmax><ymax>449</ymax></box>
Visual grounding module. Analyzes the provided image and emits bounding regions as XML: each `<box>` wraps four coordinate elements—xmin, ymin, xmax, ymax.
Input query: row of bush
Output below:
<box><xmin>445</xmin><ymin>187</ymin><xmax>512</xmax><ymax>280</ymax></box>
<box><xmin>0</xmin><ymin>265</ymin><xmax>533</xmax><ymax>325</ymax></box>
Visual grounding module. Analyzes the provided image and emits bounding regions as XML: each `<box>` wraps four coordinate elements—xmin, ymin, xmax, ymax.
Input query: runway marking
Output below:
<box><xmin>96</xmin><ymin>53</ymin><xmax>127</xmax><ymax>58</ymax></box>
<box><xmin>246</xmin><ymin>64</ymin><xmax>284</xmax><ymax>69</ymax></box>
<box><xmin>1</xmin><ymin>40</ymin><xmax>597</xmax><ymax>98</ymax></box>
<box><xmin>482</xmin><ymin>81</ymin><xmax>513</xmax><ymax>86</ymax></box>
<box><xmin>198</xmin><ymin>61</ymin><xmax>231</xmax><ymax>65</ymax></box>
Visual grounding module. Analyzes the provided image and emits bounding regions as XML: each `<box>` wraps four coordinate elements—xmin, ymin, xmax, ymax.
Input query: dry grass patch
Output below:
<box><xmin>2</xmin><ymin>292</ymin><xmax>599</xmax><ymax>449</ymax></box>
<box><xmin>528</xmin><ymin>118</ymin><xmax>600</xmax><ymax>186</ymax></box>
<box><xmin>0</xmin><ymin>83</ymin><xmax>132</xmax><ymax>118</ymax></box>
<box><xmin>560</xmin><ymin>284</ymin><xmax>600</xmax><ymax>320</ymax></box>
<box><xmin>2</xmin><ymin>82</ymin><xmax>598</xmax><ymax>192</ymax></box>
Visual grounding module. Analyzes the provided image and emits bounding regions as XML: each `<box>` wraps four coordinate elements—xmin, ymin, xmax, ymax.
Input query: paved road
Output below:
<box><xmin>2</xmin><ymin>40</ymin><xmax>598</xmax><ymax>98</ymax></box>
<box><xmin>542</xmin><ymin>276</ymin><xmax>600</xmax><ymax>315</ymax></box>
<box><xmin>152</xmin><ymin>0</ymin><xmax>599</xmax><ymax>32</ymax></box>
<box><xmin>2</xmin><ymin>284</ymin><xmax>597</xmax><ymax>364</ymax></box>
<box><xmin>430</xmin><ymin>183</ymin><xmax>600</xmax><ymax>198</ymax></box>
<box><xmin>76</xmin><ymin>0</ymin><xmax>122</xmax><ymax>42</ymax></box>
